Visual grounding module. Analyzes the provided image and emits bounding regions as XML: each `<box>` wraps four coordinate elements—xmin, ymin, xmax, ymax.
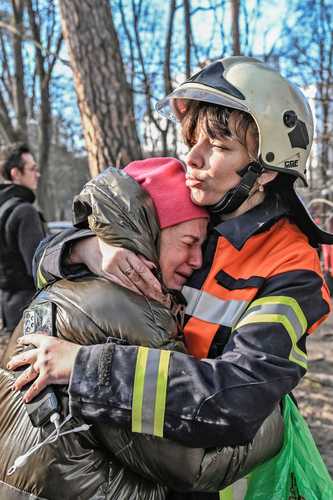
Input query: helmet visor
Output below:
<box><xmin>156</xmin><ymin>85</ymin><xmax>249</xmax><ymax>123</ymax></box>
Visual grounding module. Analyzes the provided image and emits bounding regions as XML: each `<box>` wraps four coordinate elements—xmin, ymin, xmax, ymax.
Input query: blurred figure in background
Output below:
<box><xmin>0</xmin><ymin>143</ymin><xmax>45</xmax><ymax>356</ymax></box>
<box><xmin>322</xmin><ymin>217</ymin><xmax>333</xmax><ymax>296</ymax></box>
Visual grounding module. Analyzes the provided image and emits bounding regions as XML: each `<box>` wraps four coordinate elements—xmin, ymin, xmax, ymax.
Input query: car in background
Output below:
<box><xmin>47</xmin><ymin>221</ymin><xmax>72</xmax><ymax>235</ymax></box>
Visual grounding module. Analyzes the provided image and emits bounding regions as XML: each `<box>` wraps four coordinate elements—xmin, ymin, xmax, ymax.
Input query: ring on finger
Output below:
<box><xmin>123</xmin><ymin>265</ymin><xmax>133</xmax><ymax>276</ymax></box>
<box><xmin>25</xmin><ymin>365</ymin><xmax>36</xmax><ymax>380</ymax></box>
<box><xmin>31</xmin><ymin>364</ymin><xmax>39</xmax><ymax>375</ymax></box>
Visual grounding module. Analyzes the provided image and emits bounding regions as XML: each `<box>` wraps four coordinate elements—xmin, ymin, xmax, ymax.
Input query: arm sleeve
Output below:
<box><xmin>91</xmin><ymin>403</ymin><xmax>283</xmax><ymax>492</ymax></box>
<box><xmin>15</xmin><ymin>204</ymin><xmax>45</xmax><ymax>276</ymax></box>
<box><xmin>69</xmin><ymin>268</ymin><xmax>330</xmax><ymax>448</ymax></box>
<box><xmin>32</xmin><ymin>227</ymin><xmax>93</xmax><ymax>289</ymax></box>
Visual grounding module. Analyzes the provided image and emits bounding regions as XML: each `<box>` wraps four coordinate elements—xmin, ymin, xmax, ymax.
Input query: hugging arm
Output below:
<box><xmin>31</xmin><ymin>231</ymin><xmax>330</xmax><ymax>448</ymax></box>
<box><xmin>33</xmin><ymin>227</ymin><xmax>164</xmax><ymax>301</ymax></box>
<box><xmin>67</xmin><ymin>267</ymin><xmax>329</xmax><ymax>449</ymax></box>
<box><xmin>33</xmin><ymin>227</ymin><xmax>93</xmax><ymax>288</ymax></box>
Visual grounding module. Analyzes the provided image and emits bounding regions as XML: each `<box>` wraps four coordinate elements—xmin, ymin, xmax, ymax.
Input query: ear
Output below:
<box><xmin>10</xmin><ymin>167</ymin><xmax>21</xmax><ymax>183</ymax></box>
<box><xmin>258</xmin><ymin>170</ymin><xmax>278</xmax><ymax>186</ymax></box>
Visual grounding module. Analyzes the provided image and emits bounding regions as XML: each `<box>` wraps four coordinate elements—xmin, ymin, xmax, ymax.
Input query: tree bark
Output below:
<box><xmin>183</xmin><ymin>0</ymin><xmax>192</xmax><ymax>79</ymax></box>
<box><xmin>10</xmin><ymin>0</ymin><xmax>28</xmax><ymax>142</ymax></box>
<box><xmin>230</xmin><ymin>0</ymin><xmax>241</xmax><ymax>56</ymax></box>
<box><xmin>58</xmin><ymin>0</ymin><xmax>142</xmax><ymax>176</ymax></box>
<box><xmin>26</xmin><ymin>0</ymin><xmax>62</xmax><ymax>220</ymax></box>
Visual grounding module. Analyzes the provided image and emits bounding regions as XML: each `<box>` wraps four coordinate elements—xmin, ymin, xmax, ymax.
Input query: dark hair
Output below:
<box><xmin>180</xmin><ymin>100</ymin><xmax>259</xmax><ymax>158</ymax></box>
<box><xmin>0</xmin><ymin>143</ymin><xmax>32</xmax><ymax>181</ymax></box>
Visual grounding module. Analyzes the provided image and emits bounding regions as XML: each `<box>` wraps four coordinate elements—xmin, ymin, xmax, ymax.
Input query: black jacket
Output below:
<box><xmin>0</xmin><ymin>184</ymin><xmax>45</xmax><ymax>329</ymax></box>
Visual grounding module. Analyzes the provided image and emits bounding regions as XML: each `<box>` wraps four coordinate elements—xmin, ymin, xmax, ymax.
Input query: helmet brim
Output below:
<box><xmin>156</xmin><ymin>84</ymin><xmax>249</xmax><ymax>122</ymax></box>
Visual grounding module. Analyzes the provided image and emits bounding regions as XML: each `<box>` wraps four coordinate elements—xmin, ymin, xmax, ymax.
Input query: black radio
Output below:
<box><xmin>18</xmin><ymin>301</ymin><xmax>59</xmax><ymax>427</ymax></box>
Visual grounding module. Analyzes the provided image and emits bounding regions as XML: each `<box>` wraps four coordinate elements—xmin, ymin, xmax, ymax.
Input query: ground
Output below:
<box><xmin>294</xmin><ymin>313</ymin><xmax>333</xmax><ymax>477</ymax></box>
<box><xmin>1</xmin><ymin>315</ymin><xmax>333</xmax><ymax>478</ymax></box>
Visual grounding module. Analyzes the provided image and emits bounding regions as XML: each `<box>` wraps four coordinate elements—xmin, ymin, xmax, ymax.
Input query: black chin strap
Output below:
<box><xmin>209</xmin><ymin>162</ymin><xmax>264</xmax><ymax>216</ymax></box>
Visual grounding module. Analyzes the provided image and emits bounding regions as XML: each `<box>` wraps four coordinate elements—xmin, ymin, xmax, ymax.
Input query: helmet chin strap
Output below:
<box><xmin>209</xmin><ymin>162</ymin><xmax>264</xmax><ymax>216</ymax></box>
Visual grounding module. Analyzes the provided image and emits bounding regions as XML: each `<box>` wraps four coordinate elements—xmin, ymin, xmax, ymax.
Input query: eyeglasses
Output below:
<box><xmin>24</xmin><ymin>165</ymin><xmax>39</xmax><ymax>173</ymax></box>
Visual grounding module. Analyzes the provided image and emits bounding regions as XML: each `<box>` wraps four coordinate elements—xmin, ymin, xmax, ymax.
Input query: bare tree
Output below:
<box><xmin>0</xmin><ymin>0</ymin><xmax>27</xmax><ymax>143</ymax></box>
<box><xmin>273</xmin><ymin>0</ymin><xmax>333</xmax><ymax>196</ymax></box>
<box><xmin>231</xmin><ymin>0</ymin><xmax>241</xmax><ymax>55</ymax></box>
<box><xmin>0</xmin><ymin>0</ymin><xmax>63</xmax><ymax>218</ymax></box>
<box><xmin>58</xmin><ymin>0</ymin><xmax>142</xmax><ymax>176</ymax></box>
<box><xmin>183</xmin><ymin>0</ymin><xmax>192</xmax><ymax>78</ymax></box>
<box><xmin>26</xmin><ymin>0</ymin><xmax>63</xmax><ymax>217</ymax></box>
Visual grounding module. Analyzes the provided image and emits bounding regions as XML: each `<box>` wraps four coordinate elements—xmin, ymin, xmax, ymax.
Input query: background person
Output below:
<box><xmin>0</xmin><ymin>143</ymin><xmax>45</xmax><ymax>354</ymax></box>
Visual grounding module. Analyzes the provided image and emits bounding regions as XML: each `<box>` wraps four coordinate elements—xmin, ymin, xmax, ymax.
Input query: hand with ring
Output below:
<box><xmin>69</xmin><ymin>236</ymin><xmax>165</xmax><ymax>303</ymax></box>
<box><xmin>7</xmin><ymin>334</ymin><xmax>81</xmax><ymax>402</ymax></box>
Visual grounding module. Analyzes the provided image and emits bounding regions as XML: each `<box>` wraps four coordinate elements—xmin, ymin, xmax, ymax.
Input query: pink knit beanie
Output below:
<box><xmin>124</xmin><ymin>157</ymin><xmax>209</xmax><ymax>229</ymax></box>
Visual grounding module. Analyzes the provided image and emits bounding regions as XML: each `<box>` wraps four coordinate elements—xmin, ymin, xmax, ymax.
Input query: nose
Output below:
<box><xmin>189</xmin><ymin>247</ymin><xmax>203</xmax><ymax>270</ymax></box>
<box><xmin>186</xmin><ymin>142</ymin><xmax>204</xmax><ymax>170</ymax></box>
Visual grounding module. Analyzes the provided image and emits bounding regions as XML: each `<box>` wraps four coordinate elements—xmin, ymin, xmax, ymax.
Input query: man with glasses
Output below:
<box><xmin>0</xmin><ymin>143</ymin><xmax>45</xmax><ymax>353</ymax></box>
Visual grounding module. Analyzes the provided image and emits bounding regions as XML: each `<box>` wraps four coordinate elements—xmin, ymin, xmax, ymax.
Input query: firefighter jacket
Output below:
<box><xmin>34</xmin><ymin>186</ymin><xmax>331</xmax><ymax>452</ymax></box>
<box><xmin>0</xmin><ymin>169</ymin><xmax>283</xmax><ymax>500</ymax></box>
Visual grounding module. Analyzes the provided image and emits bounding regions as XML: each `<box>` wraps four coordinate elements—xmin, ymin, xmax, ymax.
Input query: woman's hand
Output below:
<box><xmin>7</xmin><ymin>334</ymin><xmax>80</xmax><ymax>402</ymax></box>
<box><xmin>70</xmin><ymin>237</ymin><xmax>166</xmax><ymax>303</ymax></box>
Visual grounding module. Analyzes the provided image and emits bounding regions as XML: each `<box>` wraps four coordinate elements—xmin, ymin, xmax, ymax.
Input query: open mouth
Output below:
<box><xmin>175</xmin><ymin>272</ymin><xmax>190</xmax><ymax>283</ymax></box>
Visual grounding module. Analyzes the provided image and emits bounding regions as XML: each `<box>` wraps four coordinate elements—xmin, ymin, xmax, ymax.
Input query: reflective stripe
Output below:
<box><xmin>244</xmin><ymin>296</ymin><xmax>307</xmax><ymax>333</ymax></box>
<box><xmin>154</xmin><ymin>350</ymin><xmax>171</xmax><ymax>437</ymax></box>
<box><xmin>36</xmin><ymin>250</ymin><xmax>48</xmax><ymax>289</ymax></box>
<box><xmin>182</xmin><ymin>286</ymin><xmax>249</xmax><ymax>327</ymax></box>
<box><xmin>142</xmin><ymin>349</ymin><xmax>160</xmax><ymax>434</ymax></box>
<box><xmin>132</xmin><ymin>346</ymin><xmax>149</xmax><ymax>433</ymax></box>
<box><xmin>236</xmin><ymin>296</ymin><xmax>308</xmax><ymax>369</ymax></box>
<box><xmin>219</xmin><ymin>486</ymin><xmax>232</xmax><ymax>499</ymax></box>
<box><xmin>132</xmin><ymin>347</ymin><xmax>171</xmax><ymax>437</ymax></box>
<box><xmin>219</xmin><ymin>477</ymin><xmax>248</xmax><ymax>499</ymax></box>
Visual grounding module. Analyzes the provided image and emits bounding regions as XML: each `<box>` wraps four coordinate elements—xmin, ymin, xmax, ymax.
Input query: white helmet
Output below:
<box><xmin>156</xmin><ymin>57</ymin><xmax>333</xmax><ymax>245</ymax></box>
<box><xmin>156</xmin><ymin>56</ymin><xmax>314</xmax><ymax>186</ymax></box>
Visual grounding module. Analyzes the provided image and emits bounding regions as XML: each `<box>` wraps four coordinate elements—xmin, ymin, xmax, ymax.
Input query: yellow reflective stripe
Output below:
<box><xmin>132</xmin><ymin>348</ymin><xmax>171</xmax><ymax>437</ymax></box>
<box><xmin>36</xmin><ymin>249</ymin><xmax>48</xmax><ymax>289</ymax></box>
<box><xmin>220</xmin><ymin>477</ymin><xmax>249</xmax><ymax>500</ymax></box>
<box><xmin>246</xmin><ymin>296</ymin><xmax>307</xmax><ymax>332</ymax></box>
<box><xmin>236</xmin><ymin>313</ymin><xmax>307</xmax><ymax>369</ymax></box>
<box><xmin>153</xmin><ymin>350</ymin><xmax>171</xmax><ymax>437</ymax></box>
<box><xmin>219</xmin><ymin>485</ymin><xmax>233</xmax><ymax>499</ymax></box>
<box><xmin>36</xmin><ymin>265</ymin><xmax>47</xmax><ymax>289</ymax></box>
<box><xmin>132</xmin><ymin>346</ymin><xmax>149</xmax><ymax>433</ymax></box>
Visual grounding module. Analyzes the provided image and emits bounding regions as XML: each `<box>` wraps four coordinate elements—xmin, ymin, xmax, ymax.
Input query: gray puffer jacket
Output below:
<box><xmin>0</xmin><ymin>168</ymin><xmax>283</xmax><ymax>500</ymax></box>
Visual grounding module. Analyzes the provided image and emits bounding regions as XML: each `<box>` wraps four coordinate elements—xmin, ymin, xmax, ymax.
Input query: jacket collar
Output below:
<box><xmin>213</xmin><ymin>193</ymin><xmax>290</xmax><ymax>250</ymax></box>
<box><xmin>0</xmin><ymin>183</ymin><xmax>35</xmax><ymax>205</ymax></box>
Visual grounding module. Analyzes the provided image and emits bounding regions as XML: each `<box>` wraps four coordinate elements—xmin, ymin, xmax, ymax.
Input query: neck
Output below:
<box><xmin>221</xmin><ymin>190</ymin><xmax>266</xmax><ymax>221</ymax></box>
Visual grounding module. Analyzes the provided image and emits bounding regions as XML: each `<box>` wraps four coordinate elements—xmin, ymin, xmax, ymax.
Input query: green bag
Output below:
<box><xmin>244</xmin><ymin>395</ymin><xmax>333</xmax><ymax>499</ymax></box>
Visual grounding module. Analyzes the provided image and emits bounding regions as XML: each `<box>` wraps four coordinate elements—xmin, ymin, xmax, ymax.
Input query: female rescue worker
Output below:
<box><xmin>1</xmin><ymin>158</ymin><xmax>282</xmax><ymax>500</ymax></box>
<box><xmin>9</xmin><ymin>57</ymin><xmax>333</xmax><ymax>497</ymax></box>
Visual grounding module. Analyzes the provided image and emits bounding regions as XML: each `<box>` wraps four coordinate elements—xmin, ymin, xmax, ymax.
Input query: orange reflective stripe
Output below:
<box><xmin>184</xmin><ymin>317</ymin><xmax>219</xmax><ymax>358</ymax></box>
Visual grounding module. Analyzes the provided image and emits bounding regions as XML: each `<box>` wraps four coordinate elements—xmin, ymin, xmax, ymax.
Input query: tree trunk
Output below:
<box><xmin>26</xmin><ymin>0</ymin><xmax>57</xmax><ymax>220</ymax></box>
<box><xmin>11</xmin><ymin>0</ymin><xmax>28</xmax><ymax>142</ymax></box>
<box><xmin>58</xmin><ymin>0</ymin><xmax>142</xmax><ymax>177</ymax></box>
<box><xmin>183</xmin><ymin>0</ymin><xmax>192</xmax><ymax>79</ymax></box>
<box><xmin>36</xmin><ymin>82</ymin><xmax>56</xmax><ymax>220</ymax></box>
<box><xmin>230</xmin><ymin>0</ymin><xmax>241</xmax><ymax>56</ymax></box>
